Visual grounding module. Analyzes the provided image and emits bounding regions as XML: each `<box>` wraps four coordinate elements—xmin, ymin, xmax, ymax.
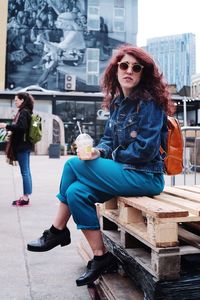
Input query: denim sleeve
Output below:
<box><xmin>112</xmin><ymin>100</ymin><xmax>165</xmax><ymax>163</ymax></box>
<box><xmin>95</xmin><ymin>117</ymin><xmax>113</xmax><ymax>158</ymax></box>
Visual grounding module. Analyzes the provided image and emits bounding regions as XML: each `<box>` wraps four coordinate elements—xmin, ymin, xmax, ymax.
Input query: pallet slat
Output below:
<box><xmin>164</xmin><ymin>186</ymin><xmax>200</xmax><ymax>203</ymax></box>
<box><xmin>178</xmin><ymin>226</ymin><xmax>200</xmax><ymax>249</ymax></box>
<box><xmin>119</xmin><ymin>196</ymin><xmax>188</xmax><ymax>218</ymax></box>
<box><xmin>175</xmin><ymin>185</ymin><xmax>200</xmax><ymax>194</ymax></box>
<box><xmin>154</xmin><ymin>193</ymin><xmax>200</xmax><ymax>216</ymax></box>
<box><xmin>98</xmin><ymin>274</ymin><xmax>144</xmax><ymax>300</ymax></box>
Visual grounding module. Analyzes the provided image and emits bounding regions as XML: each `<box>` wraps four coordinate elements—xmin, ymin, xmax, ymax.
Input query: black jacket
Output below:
<box><xmin>6</xmin><ymin>108</ymin><xmax>33</xmax><ymax>155</ymax></box>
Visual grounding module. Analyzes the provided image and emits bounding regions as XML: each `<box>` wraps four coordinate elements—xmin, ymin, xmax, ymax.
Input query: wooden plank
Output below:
<box><xmin>182</xmin><ymin>130</ymin><xmax>200</xmax><ymax>137</ymax></box>
<box><xmin>180</xmin><ymin>245</ymin><xmax>200</xmax><ymax>255</ymax></box>
<box><xmin>98</xmin><ymin>273</ymin><xmax>144</xmax><ymax>300</ymax></box>
<box><xmin>154</xmin><ymin>193</ymin><xmax>200</xmax><ymax>216</ymax></box>
<box><xmin>101</xmin><ymin>203</ymin><xmax>200</xmax><ymax>225</ymax></box>
<box><xmin>164</xmin><ymin>186</ymin><xmax>200</xmax><ymax>203</ymax></box>
<box><xmin>178</xmin><ymin>227</ymin><xmax>200</xmax><ymax>249</ymax></box>
<box><xmin>119</xmin><ymin>196</ymin><xmax>188</xmax><ymax>218</ymax></box>
<box><xmin>157</xmin><ymin>214</ymin><xmax>200</xmax><ymax>223</ymax></box>
<box><xmin>183</xmin><ymin>222</ymin><xmax>200</xmax><ymax>233</ymax></box>
<box><xmin>175</xmin><ymin>185</ymin><xmax>200</xmax><ymax>194</ymax></box>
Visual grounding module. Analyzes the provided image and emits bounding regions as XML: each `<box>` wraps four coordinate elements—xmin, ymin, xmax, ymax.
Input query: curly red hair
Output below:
<box><xmin>100</xmin><ymin>44</ymin><xmax>175</xmax><ymax>115</ymax></box>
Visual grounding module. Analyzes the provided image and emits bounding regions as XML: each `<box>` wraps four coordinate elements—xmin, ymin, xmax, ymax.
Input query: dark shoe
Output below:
<box><xmin>12</xmin><ymin>198</ymin><xmax>29</xmax><ymax>206</ymax></box>
<box><xmin>76</xmin><ymin>252</ymin><xmax>117</xmax><ymax>286</ymax></box>
<box><xmin>27</xmin><ymin>227</ymin><xmax>71</xmax><ymax>252</ymax></box>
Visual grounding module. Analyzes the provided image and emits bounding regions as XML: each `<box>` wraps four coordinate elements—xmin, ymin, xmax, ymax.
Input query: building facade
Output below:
<box><xmin>146</xmin><ymin>33</ymin><xmax>196</xmax><ymax>91</ymax></box>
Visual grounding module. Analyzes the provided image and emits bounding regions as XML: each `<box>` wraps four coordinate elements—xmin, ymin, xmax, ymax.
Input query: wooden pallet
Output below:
<box><xmin>77</xmin><ymin>239</ymin><xmax>144</xmax><ymax>300</ymax></box>
<box><xmin>99</xmin><ymin>185</ymin><xmax>200</xmax><ymax>281</ymax></box>
<box><xmin>102</xmin><ymin>230</ymin><xmax>200</xmax><ymax>300</ymax></box>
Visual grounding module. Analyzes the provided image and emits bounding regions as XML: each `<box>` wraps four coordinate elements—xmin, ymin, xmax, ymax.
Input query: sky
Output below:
<box><xmin>137</xmin><ymin>0</ymin><xmax>200</xmax><ymax>72</ymax></box>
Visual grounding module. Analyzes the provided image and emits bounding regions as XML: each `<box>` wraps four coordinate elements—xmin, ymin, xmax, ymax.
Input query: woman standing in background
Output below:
<box><xmin>0</xmin><ymin>92</ymin><xmax>34</xmax><ymax>206</ymax></box>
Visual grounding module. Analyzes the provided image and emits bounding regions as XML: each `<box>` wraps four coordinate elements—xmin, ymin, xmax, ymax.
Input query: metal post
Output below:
<box><xmin>183</xmin><ymin>96</ymin><xmax>187</xmax><ymax>126</ymax></box>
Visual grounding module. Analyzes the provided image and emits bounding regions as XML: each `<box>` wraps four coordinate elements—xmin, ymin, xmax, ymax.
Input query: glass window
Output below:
<box><xmin>55</xmin><ymin>98</ymin><xmax>105</xmax><ymax>151</ymax></box>
<box><xmin>87</xmin><ymin>74</ymin><xmax>99</xmax><ymax>85</ymax></box>
<box><xmin>113</xmin><ymin>8</ymin><xmax>125</xmax><ymax>32</ymax></box>
<box><xmin>75</xmin><ymin>101</ymin><xmax>95</xmax><ymax>122</ymax></box>
<box><xmin>56</xmin><ymin>100</ymin><xmax>76</xmax><ymax>122</ymax></box>
<box><xmin>87</xmin><ymin>48</ymin><xmax>99</xmax><ymax>60</ymax></box>
<box><xmin>87</xmin><ymin>5</ymin><xmax>100</xmax><ymax>30</ymax></box>
<box><xmin>114</xmin><ymin>0</ymin><xmax>125</xmax><ymax>7</ymax></box>
<box><xmin>86</xmin><ymin>48</ymin><xmax>99</xmax><ymax>85</ymax></box>
<box><xmin>88</xmin><ymin>61</ymin><xmax>99</xmax><ymax>73</ymax></box>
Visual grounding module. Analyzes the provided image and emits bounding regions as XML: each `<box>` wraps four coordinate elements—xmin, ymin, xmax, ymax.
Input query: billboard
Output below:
<box><xmin>5</xmin><ymin>0</ymin><xmax>137</xmax><ymax>92</ymax></box>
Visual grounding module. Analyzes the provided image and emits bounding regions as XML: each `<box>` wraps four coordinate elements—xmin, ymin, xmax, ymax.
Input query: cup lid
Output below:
<box><xmin>75</xmin><ymin>133</ymin><xmax>93</xmax><ymax>142</ymax></box>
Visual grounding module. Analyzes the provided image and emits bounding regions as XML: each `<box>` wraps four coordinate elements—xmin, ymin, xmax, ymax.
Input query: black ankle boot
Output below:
<box><xmin>76</xmin><ymin>252</ymin><xmax>117</xmax><ymax>286</ymax></box>
<box><xmin>27</xmin><ymin>227</ymin><xmax>71</xmax><ymax>252</ymax></box>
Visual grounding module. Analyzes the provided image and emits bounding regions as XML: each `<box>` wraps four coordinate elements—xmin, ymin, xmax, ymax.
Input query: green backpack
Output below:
<box><xmin>28</xmin><ymin>114</ymin><xmax>42</xmax><ymax>144</ymax></box>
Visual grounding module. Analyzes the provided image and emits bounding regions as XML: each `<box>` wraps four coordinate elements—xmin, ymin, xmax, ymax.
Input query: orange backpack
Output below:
<box><xmin>160</xmin><ymin>116</ymin><xmax>183</xmax><ymax>175</ymax></box>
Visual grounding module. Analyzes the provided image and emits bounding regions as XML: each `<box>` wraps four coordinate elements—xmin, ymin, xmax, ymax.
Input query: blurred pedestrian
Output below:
<box><xmin>0</xmin><ymin>92</ymin><xmax>34</xmax><ymax>206</ymax></box>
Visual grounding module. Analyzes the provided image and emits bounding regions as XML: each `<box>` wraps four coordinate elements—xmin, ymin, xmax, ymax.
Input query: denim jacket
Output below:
<box><xmin>96</xmin><ymin>95</ymin><xmax>168</xmax><ymax>173</ymax></box>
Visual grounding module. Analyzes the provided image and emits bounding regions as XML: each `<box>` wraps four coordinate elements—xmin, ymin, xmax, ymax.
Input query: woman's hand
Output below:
<box><xmin>0</xmin><ymin>123</ymin><xmax>7</xmax><ymax>129</ymax></box>
<box><xmin>77</xmin><ymin>147</ymin><xmax>100</xmax><ymax>160</ymax></box>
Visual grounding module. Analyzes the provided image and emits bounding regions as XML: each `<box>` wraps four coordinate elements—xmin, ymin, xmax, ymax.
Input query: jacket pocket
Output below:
<box><xmin>117</xmin><ymin>113</ymin><xmax>138</xmax><ymax>145</ymax></box>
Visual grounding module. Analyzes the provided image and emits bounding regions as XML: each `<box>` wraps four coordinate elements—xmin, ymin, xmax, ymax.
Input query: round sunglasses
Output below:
<box><xmin>118</xmin><ymin>61</ymin><xmax>144</xmax><ymax>73</ymax></box>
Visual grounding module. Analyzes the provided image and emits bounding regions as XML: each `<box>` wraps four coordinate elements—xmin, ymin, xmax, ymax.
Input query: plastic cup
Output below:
<box><xmin>75</xmin><ymin>133</ymin><xmax>93</xmax><ymax>159</ymax></box>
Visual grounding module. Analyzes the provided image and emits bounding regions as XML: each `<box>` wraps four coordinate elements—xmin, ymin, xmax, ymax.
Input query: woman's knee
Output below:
<box><xmin>66</xmin><ymin>181</ymin><xmax>94</xmax><ymax>212</ymax></box>
<box><xmin>20</xmin><ymin>168</ymin><xmax>31</xmax><ymax>177</ymax></box>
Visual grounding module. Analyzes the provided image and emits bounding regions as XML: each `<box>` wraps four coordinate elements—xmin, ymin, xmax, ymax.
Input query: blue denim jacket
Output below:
<box><xmin>96</xmin><ymin>95</ymin><xmax>168</xmax><ymax>173</ymax></box>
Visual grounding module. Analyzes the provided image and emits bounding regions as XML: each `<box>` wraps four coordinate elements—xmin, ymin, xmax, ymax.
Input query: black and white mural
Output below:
<box><xmin>6</xmin><ymin>0</ymin><xmax>137</xmax><ymax>92</ymax></box>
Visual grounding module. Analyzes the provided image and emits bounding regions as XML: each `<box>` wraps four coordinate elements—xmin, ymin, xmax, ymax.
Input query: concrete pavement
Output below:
<box><xmin>0</xmin><ymin>154</ymin><xmax>199</xmax><ymax>300</ymax></box>
<box><xmin>0</xmin><ymin>154</ymin><xmax>90</xmax><ymax>300</ymax></box>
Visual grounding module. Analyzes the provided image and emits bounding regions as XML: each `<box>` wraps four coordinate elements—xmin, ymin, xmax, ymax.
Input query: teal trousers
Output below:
<box><xmin>57</xmin><ymin>157</ymin><xmax>164</xmax><ymax>230</ymax></box>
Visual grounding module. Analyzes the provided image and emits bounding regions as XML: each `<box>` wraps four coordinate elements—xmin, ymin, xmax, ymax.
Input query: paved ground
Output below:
<box><xmin>0</xmin><ymin>154</ymin><xmax>199</xmax><ymax>300</ymax></box>
<box><xmin>0</xmin><ymin>154</ymin><xmax>90</xmax><ymax>300</ymax></box>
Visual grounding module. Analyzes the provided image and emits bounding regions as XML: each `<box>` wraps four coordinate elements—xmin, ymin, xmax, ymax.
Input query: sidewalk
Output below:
<box><xmin>0</xmin><ymin>154</ymin><xmax>199</xmax><ymax>300</ymax></box>
<box><xmin>0</xmin><ymin>155</ymin><xmax>90</xmax><ymax>300</ymax></box>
